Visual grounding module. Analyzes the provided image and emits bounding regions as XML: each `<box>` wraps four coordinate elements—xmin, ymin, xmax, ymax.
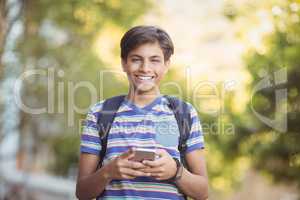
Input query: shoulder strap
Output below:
<box><xmin>164</xmin><ymin>95</ymin><xmax>192</xmax><ymax>168</ymax></box>
<box><xmin>97</xmin><ymin>95</ymin><xmax>125</xmax><ymax>167</ymax></box>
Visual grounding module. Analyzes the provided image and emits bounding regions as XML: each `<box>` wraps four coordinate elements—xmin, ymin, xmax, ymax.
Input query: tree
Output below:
<box><xmin>0</xmin><ymin>0</ymin><xmax>153</xmax><ymax>176</ymax></box>
<box><xmin>223</xmin><ymin>0</ymin><xmax>300</xmax><ymax>187</ymax></box>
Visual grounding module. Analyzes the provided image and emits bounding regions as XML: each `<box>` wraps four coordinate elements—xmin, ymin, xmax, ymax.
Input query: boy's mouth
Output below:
<box><xmin>135</xmin><ymin>75</ymin><xmax>155</xmax><ymax>81</ymax></box>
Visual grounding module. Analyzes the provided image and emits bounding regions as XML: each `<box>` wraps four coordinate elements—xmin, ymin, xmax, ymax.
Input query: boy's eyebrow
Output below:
<box><xmin>129</xmin><ymin>54</ymin><xmax>163</xmax><ymax>59</ymax></box>
<box><xmin>129</xmin><ymin>54</ymin><xmax>143</xmax><ymax>58</ymax></box>
<box><xmin>149</xmin><ymin>55</ymin><xmax>162</xmax><ymax>59</ymax></box>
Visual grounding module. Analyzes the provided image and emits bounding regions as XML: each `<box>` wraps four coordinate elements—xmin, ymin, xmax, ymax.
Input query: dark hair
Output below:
<box><xmin>120</xmin><ymin>25</ymin><xmax>174</xmax><ymax>61</ymax></box>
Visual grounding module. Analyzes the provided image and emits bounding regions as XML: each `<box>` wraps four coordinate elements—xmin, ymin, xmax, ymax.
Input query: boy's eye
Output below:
<box><xmin>151</xmin><ymin>59</ymin><xmax>161</xmax><ymax>63</ymax></box>
<box><xmin>132</xmin><ymin>58</ymin><xmax>141</xmax><ymax>62</ymax></box>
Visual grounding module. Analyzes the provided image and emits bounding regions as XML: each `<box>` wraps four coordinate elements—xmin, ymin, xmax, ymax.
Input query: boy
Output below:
<box><xmin>76</xmin><ymin>26</ymin><xmax>208</xmax><ymax>200</ymax></box>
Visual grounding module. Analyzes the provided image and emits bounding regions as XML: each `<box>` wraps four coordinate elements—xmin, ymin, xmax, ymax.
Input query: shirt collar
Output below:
<box><xmin>122</xmin><ymin>95</ymin><xmax>164</xmax><ymax>112</ymax></box>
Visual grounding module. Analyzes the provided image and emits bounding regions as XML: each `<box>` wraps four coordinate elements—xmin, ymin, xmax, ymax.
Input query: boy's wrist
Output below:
<box><xmin>167</xmin><ymin>158</ymin><xmax>183</xmax><ymax>182</ymax></box>
<box><xmin>174</xmin><ymin>158</ymin><xmax>183</xmax><ymax>182</ymax></box>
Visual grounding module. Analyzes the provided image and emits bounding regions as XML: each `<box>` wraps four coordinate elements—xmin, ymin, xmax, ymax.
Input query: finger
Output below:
<box><xmin>137</xmin><ymin>164</ymin><xmax>150</xmax><ymax>170</ymax></box>
<box><xmin>155</xmin><ymin>149</ymin><xmax>167</xmax><ymax>156</ymax></box>
<box><xmin>142</xmin><ymin>159</ymin><xmax>164</xmax><ymax>167</ymax></box>
<box><xmin>150</xmin><ymin>172</ymin><xmax>168</xmax><ymax>181</ymax></box>
<box><xmin>121</xmin><ymin>168</ymin><xmax>151</xmax><ymax>177</ymax></box>
<box><xmin>120</xmin><ymin>174</ymin><xmax>136</xmax><ymax>179</ymax></box>
<box><xmin>155</xmin><ymin>177</ymin><xmax>165</xmax><ymax>181</ymax></box>
<box><xmin>119</xmin><ymin>149</ymin><xmax>135</xmax><ymax>159</ymax></box>
<box><xmin>123</xmin><ymin>160</ymin><xmax>149</xmax><ymax>169</ymax></box>
<box><xmin>140</xmin><ymin>167</ymin><xmax>163</xmax><ymax>174</ymax></box>
<box><xmin>150</xmin><ymin>173</ymin><xmax>162</xmax><ymax>179</ymax></box>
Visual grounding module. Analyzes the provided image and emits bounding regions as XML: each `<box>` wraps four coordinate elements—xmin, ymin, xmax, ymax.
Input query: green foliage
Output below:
<box><xmin>245</xmin><ymin>3</ymin><xmax>300</xmax><ymax>185</ymax></box>
<box><xmin>225</xmin><ymin>0</ymin><xmax>300</xmax><ymax>187</ymax></box>
<box><xmin>17</xmin><ymin>0</ymin><xmax>153</xmax><ymax>176</ymax></box>
<box><xmin>48</xmin><ymin>134</ymin><xmax>80</xmax><ymax>176</ymax></box>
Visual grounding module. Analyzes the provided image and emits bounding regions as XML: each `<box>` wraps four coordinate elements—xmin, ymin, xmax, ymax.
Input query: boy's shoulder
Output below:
<box><xmin>88</xmin><ymin>95</ymin><xmax>126</xmax><ymax>114</ymax></box>
<box><xmin>88</xmin><ymin>100</ymin><xmax>106</xmax><ymax>114</ymax></box>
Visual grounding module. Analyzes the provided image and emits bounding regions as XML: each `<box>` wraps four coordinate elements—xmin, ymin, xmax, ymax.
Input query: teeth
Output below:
<box><xmin>137</xmin><ymin>76</ymin><xmax>153</xmax><ymax>80</ymax></box>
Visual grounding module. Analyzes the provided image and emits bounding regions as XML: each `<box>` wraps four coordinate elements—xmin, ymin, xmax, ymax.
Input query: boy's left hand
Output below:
<box><xmin>141</xmin><ymin>149</ymin><xmax>177</xmax><ymax>180</ymax></box>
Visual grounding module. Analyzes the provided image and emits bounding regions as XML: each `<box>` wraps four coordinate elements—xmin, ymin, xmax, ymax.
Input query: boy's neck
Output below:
<box><xmin>126</xmin><ymin>87</ymin><xmax>161</xmax><ymax>108</ymax></box>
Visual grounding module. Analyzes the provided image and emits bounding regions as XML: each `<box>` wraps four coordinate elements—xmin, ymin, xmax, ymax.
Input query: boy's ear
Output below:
<box><xmin>165</xmin><ymin>59</ymin><xmax>170</xmax><ymax>67</ymax></box>
<box><xmin>164</xmin><ymin>59</ymin><xmax>171</xmax><ymax>74</ymax></box>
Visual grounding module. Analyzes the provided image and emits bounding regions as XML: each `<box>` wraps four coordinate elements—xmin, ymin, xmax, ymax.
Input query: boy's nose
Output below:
<box><xmin>139</xmin><ymin>61</ymin><xmax>151</xmax><ymax>72</ymax></box>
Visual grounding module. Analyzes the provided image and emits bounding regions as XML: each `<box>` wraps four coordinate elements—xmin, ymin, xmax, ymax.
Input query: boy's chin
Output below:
<box><xmin>135</xmin><ymin>84</ymin><xmax>157</xmax><ymax>94</ymax></box>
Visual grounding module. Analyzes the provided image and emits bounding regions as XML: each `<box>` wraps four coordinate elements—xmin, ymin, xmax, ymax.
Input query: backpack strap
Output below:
<box><xmin>97</xmin><ymin>95</ymin><xmax>126</xmax><ymax>167</ymax></box>
<box><xmin>164</xmin><ymin>95</ymin><xmax>192</xmax><ymax>169</ymax></box>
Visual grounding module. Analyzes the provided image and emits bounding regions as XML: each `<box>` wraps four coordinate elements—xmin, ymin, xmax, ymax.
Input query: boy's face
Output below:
<box><xmin>122</xmin><ymin>42</ymin><xmax>170</xmax><ymax>94</ymax></box>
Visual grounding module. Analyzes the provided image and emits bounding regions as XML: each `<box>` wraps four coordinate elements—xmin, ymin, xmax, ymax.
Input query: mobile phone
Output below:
<box><xmin>131</xmin><ymin>148</ymin><xmax>156</xmax><ymax>162</ymax></box>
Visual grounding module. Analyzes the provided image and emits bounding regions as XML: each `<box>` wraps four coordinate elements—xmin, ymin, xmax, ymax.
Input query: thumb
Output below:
<box><xmin>155</xmin><ymin>149</ymin><xmax>166</xmax><ymax>157</ymax></box>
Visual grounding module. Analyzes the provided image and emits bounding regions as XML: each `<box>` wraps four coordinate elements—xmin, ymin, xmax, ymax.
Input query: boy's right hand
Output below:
<box><xmin>104</xmin><ymin>149</ymin><xmax>151</xmax><ymax>180</ymax></box>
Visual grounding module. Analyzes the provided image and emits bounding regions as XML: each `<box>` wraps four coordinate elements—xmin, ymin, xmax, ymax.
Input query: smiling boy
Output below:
<box><xmin>76</xmin><ymin>26</ymin><xmax>208</xmax><ymax>200</ymax></box>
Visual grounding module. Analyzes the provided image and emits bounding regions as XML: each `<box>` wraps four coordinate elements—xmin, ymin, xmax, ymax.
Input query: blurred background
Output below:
<box><xmin>0</xmin><ymin>0</ymin><xmax>299</xmax><ymax>199</ymax></box>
